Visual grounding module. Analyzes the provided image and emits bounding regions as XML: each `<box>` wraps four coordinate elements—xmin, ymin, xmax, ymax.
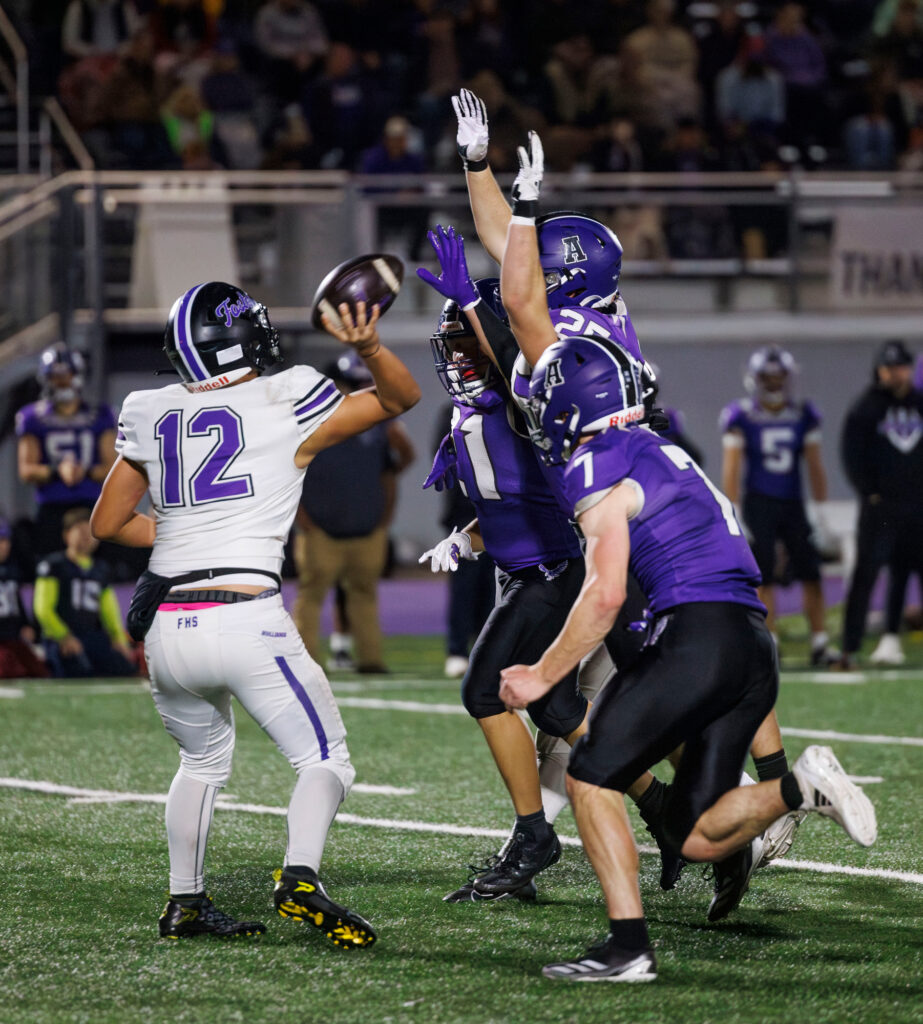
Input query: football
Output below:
<box><xmin>310</xmin><ymin>253</ymin><xmax>404</xmax><ymax>330</ymax></box>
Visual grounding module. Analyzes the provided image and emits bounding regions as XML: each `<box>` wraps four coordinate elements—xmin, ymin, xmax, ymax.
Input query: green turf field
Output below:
<box><xmin>1</xmin><ymin>632</ymin><xmax>922</xmax><ymax>1024</ymax></box>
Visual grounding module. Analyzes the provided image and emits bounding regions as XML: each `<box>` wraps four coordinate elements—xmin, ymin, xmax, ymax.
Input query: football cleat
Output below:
<box><xmin>706</xmin><ymin>834</ymin><xmax>763</xmax><ymax>922</ymax></box>
<box><xmin>542</xmin><ymin>936</ymin><xmax>657</xmax><ymax>983</ymax></box>
<box><xmin>443</xmin><ymin>877</ymin><xmax>537</xmax><ymax>903</ymax></box>
<box><xmin>755</xmin><ymin>809</ymin><xmax>808</xmax><ymax>868</ymax></box>
<box><xmin>868</xmin><ymin>632</ymin><xmax>905</xmax><ymax>666</ymax></box>
<box><xmin>470</xmin><ymin>829</ymin><xmax>561</xmax><ymax>899</ymax></box>
<box><xmin>273</xmin><ymin>867</ymin><xmax>376</xmax><ymax>949</ymax></box>
<box><xmin>810</xmin><ymin>643</ymin><xmax>842</xmax><ymax>668</ymax></box>
<box><xmin>158</xmin><ymin>896</ymin><xmax>266</xmax><ymax>939</ymax></box>
<box><xmin>792</xmin><ymin>745</ymin><xmax>877</xmax><ymax>847</ymax></box>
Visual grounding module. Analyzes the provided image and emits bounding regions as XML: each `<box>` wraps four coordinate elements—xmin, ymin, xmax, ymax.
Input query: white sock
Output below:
<box><xmin>285</xmin><ymin>765</ymin><xmax>345</xmax><ymax>870</ymax></box>
<box><xmin>330</xmin><ymin>632</ymin><xmax>352</xmax><ymax>654</ymax></box>
<box><xmin>540</xmin><ymin>784</ymin><xmax>570</xmax><ymax>825</ymax></box>
<box><xmin>165</xmin><ymin>771</ymin><xmax>219</xmax><ymax>895</ymax></box>
<box><xmin>811</xmin><ymin>631</ymin><xmax>828</xmax><ymax>651</ymax></box>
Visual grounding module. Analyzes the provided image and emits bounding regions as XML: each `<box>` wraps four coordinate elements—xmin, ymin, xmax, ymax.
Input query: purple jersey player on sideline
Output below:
<box><xmin>495</xmin><ymin>130</ymin><xmax>877</xmax><ymax>984</ymax></box>
<box><xmin>16</xmin><ymin>344</ymin><xmax>117</xmax><ymax>558</ymax></box>
<box><xmin>418</xmin><ymin>286</ymin><xmax>590</xmax><ymax>902</ymax></box>
<box><xmin>720</xmin><ymin>347</ymin><xmax>837</xmax><ymax>665</ymax></box>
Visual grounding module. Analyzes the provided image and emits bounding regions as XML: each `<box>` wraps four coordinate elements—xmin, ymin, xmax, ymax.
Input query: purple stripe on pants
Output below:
<box><xmin>275</xmin><ymin>656</ymin><xmax>329</xmax><ymax>760</ymax></box>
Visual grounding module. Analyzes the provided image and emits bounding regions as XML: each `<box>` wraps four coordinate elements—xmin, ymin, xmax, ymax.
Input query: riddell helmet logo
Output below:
<box><xmin>186</xmin><ymin>375</ymin><xmax>231</xmax><ymax>393</ymax></box>
<box><xmin>562</xmin><ymin>236</ymin><xmax>587</xmax><ymax>265</ymax></box>
<box><xmin>608</xmin><ymin>407</ymin><xmax>645</xmax><ymax>427</ymax></box>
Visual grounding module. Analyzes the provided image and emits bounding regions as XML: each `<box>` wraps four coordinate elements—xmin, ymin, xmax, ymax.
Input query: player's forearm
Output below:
<box><xmin>104</xmin><ymin>511</ymin><xmax>156</xmax><ymax>548</ymax></box>
<box><xmin>20</xmin><ymin>462</ymin><xmax>55</xmax><ymax>484</ymax></box>
<box><xmin>363</xmin><ymin>346</ymin><xmax>421</xmax><ymax>416</ymax></box>
<box><xmin>99</xmin><ymin>587</ymin><xmax>129</xmax><ymax>645</ymax></box>
<box><xmin>466</xmin><ymin>166</ymin><xmax>511</xmax><ymax>264</ymax></box>
<box><xmin>805</xmin><ymin>448</ymin><xmax>828</xmax><ymax>502</ymax></box>
<box><xmin>535</xmin><ymin>582</ymin><xmax>624</xmax><ymax>686</ymax></box>
<box><xmin>32</xmin><ymin>577</ymin><xmax>70</xmax><ymax>641</ymax></box>
<box><xmin>501</xmin><ymin>222</ymin><xmax>557</xmax><ymax>366</ymax></box>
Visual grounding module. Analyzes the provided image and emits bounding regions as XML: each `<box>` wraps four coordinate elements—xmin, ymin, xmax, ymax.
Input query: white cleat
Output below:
<box><xmin>756</xmin><ymin>809</ymin><xmax>808</xmax><ymax>868</ymax></box>
<box><xmin>792</xmin><ymin>745</ymin><xmax>877</xmax><ymax>847</ymax></box>
<box><xmin>444</xmin><ymin>655</ymin><xmax>469</xmax><ymax>678</ymax></box>
<box><xmin>868</xmin><ymin>633</ymin><xmax>905</xmax><ymax>666</ymax></box>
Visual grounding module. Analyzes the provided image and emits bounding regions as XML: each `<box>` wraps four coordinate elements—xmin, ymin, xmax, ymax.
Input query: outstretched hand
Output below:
<box><xmin>416</xmin><ymin>225</ymin><xmax>480</xmax><ymax>310</ymax></box>
<box><xmin>511</xmin><ymin>131</ymin><xmax>544</xmax><ymax>216</ymax></box>
<box><xmin>452</xmin><ymin>88</ymin><xmax>489</xmax><ymax>170</ymax></box>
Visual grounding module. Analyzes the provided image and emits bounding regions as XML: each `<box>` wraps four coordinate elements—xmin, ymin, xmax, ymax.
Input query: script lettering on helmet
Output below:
<box><xmin>544</xmin><ymin>359</ymin><xmax>564</xmax><ymax>389</ymax></box>
<box><xmin>215</xmin><ymin>292</ymin><xmax>253</xmax><ymax>328</ymax></box>
<box><xmin>562</xmin><ymin>236</ymin><xmax>587</xmax><ymax>265</ymax></box>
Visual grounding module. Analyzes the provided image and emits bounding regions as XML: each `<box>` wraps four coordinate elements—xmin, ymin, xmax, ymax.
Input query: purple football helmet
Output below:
<box><xmin>745</xmin><ymin>346</ymin><xmax>796</xmax><ymax>408</ymax></box>
<box><xmin>430</xmin><ymin>278</ymin><xmax>502</xmax><ymax>408</ymax></box>
<box><xmin>528</xmin><ymin>335</ymin><xmax>647</xmax><ymax>464</ymax></box>
<box><xmin>537</xmin><ymin>211</ymin><xmax>623</xmax><ymax>309</ymax></box>
<box><xmin>38</xmin><ymin>343</ymin><xmax>86</xmax><ymax>404</ymax></box>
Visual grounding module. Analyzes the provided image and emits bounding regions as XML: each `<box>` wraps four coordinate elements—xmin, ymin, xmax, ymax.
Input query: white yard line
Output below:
<box><xmin>0</xmin><ymin>688</ymin><xmax>24</xmax><ymax>698</ymax></box>
<box><xmin>781</xmin><ymin>726</ymin><xmax>923</xmax><ymax>748</ymax></box>
<box><xmin>1</xmin><ymin>776</ymin><xmax>921</xmax><ymax>887</ymax></box>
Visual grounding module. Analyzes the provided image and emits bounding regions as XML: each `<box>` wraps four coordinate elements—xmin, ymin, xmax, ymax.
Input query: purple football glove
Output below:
<box><xmin>416</xmin><ymin>225</ymin><xmax>480</xmax><ymax>310</ymax></box>
<box><xmin>423</xmin><ymin>434</ymin><xmax>458</xmax><ymax>492</ymax></box>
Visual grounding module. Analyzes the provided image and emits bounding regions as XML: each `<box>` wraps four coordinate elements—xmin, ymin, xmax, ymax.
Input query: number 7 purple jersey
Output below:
<box><xmin>561</xmin><ymin>428</ymin><xmax>764</xmax><ymax>615</ymax></box>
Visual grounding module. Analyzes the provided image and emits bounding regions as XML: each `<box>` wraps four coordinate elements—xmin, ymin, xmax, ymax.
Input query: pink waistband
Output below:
<box><xmin>158</xmin><ymin>601</ymin><xmax>225</xmax><ymax>611</ymax></box>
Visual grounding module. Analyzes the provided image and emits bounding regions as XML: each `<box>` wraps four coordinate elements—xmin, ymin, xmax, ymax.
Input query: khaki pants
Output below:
<box><xmin>293</xmin><ymin>525</ymin><xmax>388</xmax><ymax>668</ymax></box>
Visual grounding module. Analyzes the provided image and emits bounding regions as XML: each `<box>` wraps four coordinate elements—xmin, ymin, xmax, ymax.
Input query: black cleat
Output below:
<box><xmin>645</xmin><ymin>822</ymin><xmax>686</xmax><ymax>891</ymax></box>
<box><xmin>273</xmin><ymin>867</ymin><xmax>376</xmax><ymax>949</ymax></box>
<box><xmin>443</xmin><ymin>877</ymin><xmax>538</xmax><ymax>903</ymax></box>
<box><xmin>470</xmin><ymin>829</ymin><xmax>561</xmax><ymax>899</ymax></box>
<box><xmin>706</xmin><ymin>834</ymin><xmax>763</xmax><ymax>922</ymax></box>
<box><xmin>543</xmin><ymin>935</ymin><xmax>657</xmax><ymax>983</ymax></box>
<box><xmin>159</xmin><ymin>896</ymin><xmax>266</xmax><ymax>939</ymax></box>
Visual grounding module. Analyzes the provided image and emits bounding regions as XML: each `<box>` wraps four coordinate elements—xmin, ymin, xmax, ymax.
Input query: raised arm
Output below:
<box><xmin>500</xmin><ymin>132</ymin><xmax>558</xmax><ymax>366</ymax></box>
<box><xmin>296</xmin><ymin>302</ymin><xmax>421</xmax><ymax>463</ymax></box>
<box><xmin>453</xmin><ymin>88</ymin><xmax>511</xmax><ymax>263</ymax></box>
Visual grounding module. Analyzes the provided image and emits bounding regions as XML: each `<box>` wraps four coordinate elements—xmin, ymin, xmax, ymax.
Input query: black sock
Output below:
<box><xmin>515</xmin><ymin>809</ymin><xmax>550</xmax><ymax>839</ymax></box>
<box><xmin>171</xmin><ymin>892</ymin><xmax>205</xmax><ymax>903</ymax></box>
<box><xmin>609</xmin><ymin>917</ymin><xmax>650</xmax><ymax>951</ymax></box>
<box><xmin>754</xmin><ymin>750</ymin><xmax>788</xmax><ymax>781</ymax></box>
<box><xmin>780</xmin><ymin>771</ymin><xmax>803</xmax><ymax>811</ymax></box>
<box><xmin>635</xmin><ymin>777</ymin><xmax>667</xmax><ymax>828</ymax></box>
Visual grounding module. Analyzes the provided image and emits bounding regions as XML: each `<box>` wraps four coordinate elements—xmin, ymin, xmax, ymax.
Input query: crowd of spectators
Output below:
<box><xmin>11</xmin><ymin>0</ymin><xmax>923</xmax><ymax>178</ymax></box>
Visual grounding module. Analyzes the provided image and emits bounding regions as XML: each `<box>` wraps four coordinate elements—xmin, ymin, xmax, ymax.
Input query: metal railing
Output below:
<box><xmin>0</xmin><ymin>4</ymin><xmax>28</xmax><ymax>174</ymax></box>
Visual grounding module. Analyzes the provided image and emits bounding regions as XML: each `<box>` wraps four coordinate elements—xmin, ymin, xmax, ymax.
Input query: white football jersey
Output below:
<box><xmin>116</xmin><ymin>366</ymin><xmax>342</xmax><ymax>577</ymax></box>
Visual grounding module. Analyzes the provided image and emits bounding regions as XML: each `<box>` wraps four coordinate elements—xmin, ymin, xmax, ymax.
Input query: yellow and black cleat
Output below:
<box><xmin>159</xmin><ymin>895</ymin><xmax>266</xmax><ymax>938</ymax></box>
<box><xmin>273</xmin><ymin>867</ymin><xmax>376</xmax><ymax>949</ymax></box>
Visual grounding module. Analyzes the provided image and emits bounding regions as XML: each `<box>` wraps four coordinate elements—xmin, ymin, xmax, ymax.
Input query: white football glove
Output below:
<box><xmin>451</xmin><ymin>88</ymin><xmax>489</xmax><ymax>169</ymax></box>
<box><xmin>419</xmin><ymin>528</ymin><xmax>481</xmax><ymax>573</ymax></box>
<box><xmin>809</xmin><ymin>501</ymin><xmax>840</xmax><ymax>559</ymax></box>
<box><xmin>511</xmin><ymin>131</ymin><xmax>544</xmax><ymax>207</ymax></box>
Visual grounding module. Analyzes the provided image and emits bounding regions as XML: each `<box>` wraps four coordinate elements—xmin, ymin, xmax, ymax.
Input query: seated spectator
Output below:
<box><xmin>33</xmin><ymin>509</ymin><xmax>136</xmax><ymax>679</ymax></box>
<box><xmin>303</xmin><ymin>41</ymin><xmax>383</xmax><ymax>168</ymax></box>
<box><xmin>622</xmin><ymin>0</ymin><xmax>701</xmax><ymax>132</ymax></box>
<box><xmin>716</xmin><ymin>39</ymin><xmax>786</xmax><ymax>140</ymax></box>
<box><xmin>697</xmin><ymin>0</ymin><xmax>750</xmax><ymax>128</ymax></box>
<box><xmin>62</xmin><ymin>0</ymin><xmax>144</xmax><ymax>62</ymax></box>
<box><xmin>843</xmin><ymin>89</ymin><xmax>898</xmax><ymax>169</ymax></box>
<box><xmin>358</xmin><ymin>115</ymin><xmax>427</xmax><ymax>259</ymax></box>
<box><xmin>259</xmin><ymin>103</ymin><xmax>324</xmax><ymax>169</ymax></box>
<box><xmin>0</xmin><ymin>517</ymin><xmax>48</xmax><ymax>679</ymax></box>
<box><xmin>89</xmin><ymin>29</ymin><xmax>179</xmax><ymax>167</ymax></box>
<box><xmin>161</xmin><ymin>83</ymin><xmax>226</xmax><ymax>167</ymax></box>
<box><xmin>199</xmin><ymin>40</ymin><xmax>263</xmax><ymax>168</ymax></box>
<box><xmin>763</xmin><ymin>3</ymin><xmax>828</xmax><ymax>146</ymax></box>
<box><xmin>254</xmin><ymin>0</ymin><xmax>329</xmax><ymax>103</ymax></box>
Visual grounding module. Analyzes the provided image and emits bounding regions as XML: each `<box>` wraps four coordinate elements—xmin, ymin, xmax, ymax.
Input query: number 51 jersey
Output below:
<box><xmin>116</xmin><ymin>367</ymin><xmax>343</xmax><ymax>577</ymax></box>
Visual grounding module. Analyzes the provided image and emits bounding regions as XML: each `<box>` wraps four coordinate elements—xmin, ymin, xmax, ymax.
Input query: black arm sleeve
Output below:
<box><xmin>464</xmin><ymin>301</ymin><xmax>521</xmax><ymax>384</ymax></box>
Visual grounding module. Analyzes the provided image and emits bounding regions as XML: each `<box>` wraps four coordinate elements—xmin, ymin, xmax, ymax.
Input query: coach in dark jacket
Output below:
<box><xmin>838</xmin><ymin>340</ymin><xmax>923</xmax><ymax>666</ymax></box>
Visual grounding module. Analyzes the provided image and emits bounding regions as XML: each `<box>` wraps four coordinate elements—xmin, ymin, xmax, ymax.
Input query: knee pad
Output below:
<box><xmin>293</xmin><ymin>736</ymin><xmax>356</xmax><ymax>797</ymax></box>
<box><xmin>460</xmin><ymin>673</ymin><xmax>503</xmax><ymax>720</ymax></box>
<box><xmin>527</xmin><ymin>694</ymin><xmax>587</xmax><ymax>739</ymax></box>
<box><xmin>178</xmin><ymin>731</ymin><xmax>234</xmax><ymax>789</ymax></box>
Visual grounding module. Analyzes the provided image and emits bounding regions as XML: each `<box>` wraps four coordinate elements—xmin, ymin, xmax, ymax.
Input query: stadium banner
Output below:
<box><xmin>831</xmin><ymin>205</ymin><xmax>923</xmax><ymax>309</ymax></box>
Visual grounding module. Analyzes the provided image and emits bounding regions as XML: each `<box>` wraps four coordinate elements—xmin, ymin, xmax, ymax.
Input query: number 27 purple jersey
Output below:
<box><xmin>561</xmin><ymin>428</ymin><xmax>764</xmax><ymax>615</ymax></box>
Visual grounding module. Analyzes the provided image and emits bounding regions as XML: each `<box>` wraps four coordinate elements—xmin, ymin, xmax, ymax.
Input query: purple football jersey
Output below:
<box><xmin>561</xmin><ymin>428</ymin><xmax>764</xmax><ymax>614</ymax></box>
<box><xmin>447</xmin><ymin>401</ymin><xmax>580</xmax><ymax>572</ymax></box>
<box><xmin>15</xmin><ymin>400</ymin><xmax>116</xmax><ymax>505</ymax></box>
<box><xmin>550</xmin><ymin>304</ymin><xmax>645</xmax><ymax>364</ymax></box>
<box><xmin>719</xmin><ymin>398</ymin><xmax>821</xmax><ymax>500</ymax></box>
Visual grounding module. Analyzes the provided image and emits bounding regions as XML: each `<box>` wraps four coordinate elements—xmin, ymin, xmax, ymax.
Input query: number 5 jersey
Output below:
<box><xmin>115</xmin><ymin>367</ymin><xmax>343</xmax><ymax>577</ymax></box>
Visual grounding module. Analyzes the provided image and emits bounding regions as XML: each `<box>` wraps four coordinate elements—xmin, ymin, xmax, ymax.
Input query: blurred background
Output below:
<box><xmin>1</xmin><ymin>0</ymin><xmax>922</xmax><ymax>563</ymax></box>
